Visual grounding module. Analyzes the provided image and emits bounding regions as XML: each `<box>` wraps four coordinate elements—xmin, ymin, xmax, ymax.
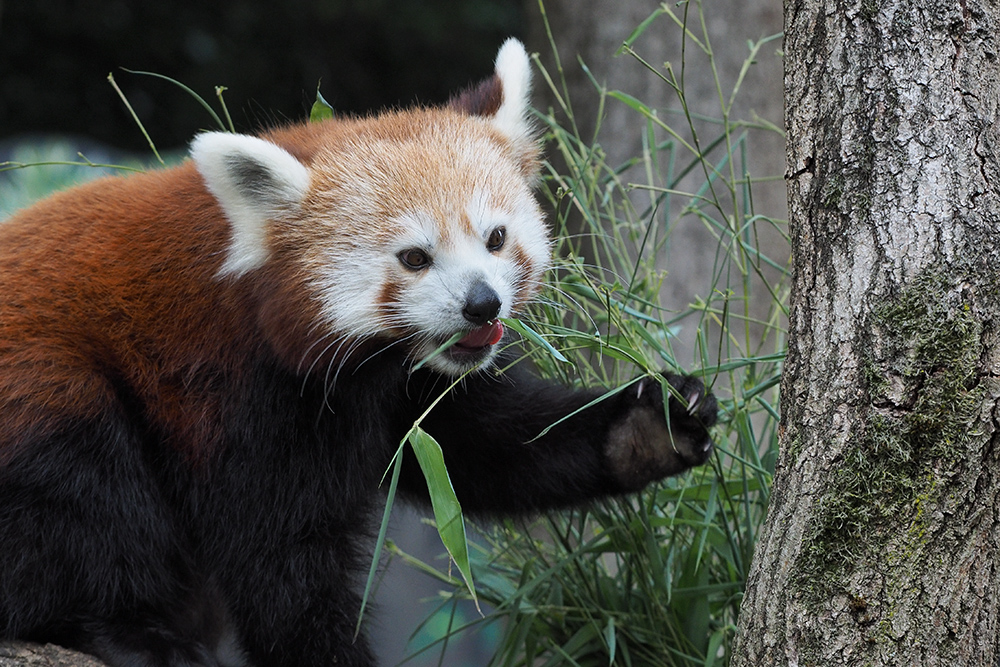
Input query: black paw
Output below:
<box><xmin>605</xmin><ymin>372</ymin><xmax>718</xmax><ymax>491</ymax></box>
<box><xmin>657</xmin><ymin>372</ymin><xmax>718</xmax><ymax>464</ymax></box>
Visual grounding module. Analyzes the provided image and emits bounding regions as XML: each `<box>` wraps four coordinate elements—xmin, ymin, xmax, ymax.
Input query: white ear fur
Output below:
<box><xmin>190</xmin><ymin>132</ymin><xmax>310</xmax><ymax>278</ymax></box>
<box><xmin>491</xmin><ymin>38</ymin><xmax>533</xmax><ymax>145</ymax></box>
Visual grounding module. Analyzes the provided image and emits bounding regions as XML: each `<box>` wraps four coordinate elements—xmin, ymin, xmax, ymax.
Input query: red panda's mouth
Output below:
<box><xmin>454</xmin><ymin>320</ymin><xmax>504</xmax><ymax>351</ymax></box>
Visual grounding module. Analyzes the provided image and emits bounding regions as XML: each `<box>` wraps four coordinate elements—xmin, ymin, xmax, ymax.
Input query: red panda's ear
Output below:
<box><xmin>191</xmin><ymin>132</ymin><xmax>310</xmax><ymax>278</ymax></box>
<box><xmin>449</xmin><ymin>39</ymin><xmax>539</xmax><ymax>177</ymax></box>
<box><xmin>487</xmin><ymin>39</ymin><xmax>534</xmax><ymax>144</ymax></box>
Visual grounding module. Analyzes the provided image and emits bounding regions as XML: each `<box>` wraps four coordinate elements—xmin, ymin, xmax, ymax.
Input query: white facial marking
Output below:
<box><xmin>385</xmin><ymin>188</ymin><xmax>544</xmax><ymax>376</ymax></box>
<box><xmin>301</xmin><ymin>121</ymin><xmax>547</xmax><ymax>378</ymax></box>
<box><xmin>392</xmin><ymin>211</ymin><xmax>440</xmax><ymax>254</ymax></box>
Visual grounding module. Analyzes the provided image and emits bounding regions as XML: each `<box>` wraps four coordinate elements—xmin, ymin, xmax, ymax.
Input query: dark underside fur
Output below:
<box><xmin>0</xmin><ymin>347</ymin><xmax>715</xmax><ymax>666</ymax></box>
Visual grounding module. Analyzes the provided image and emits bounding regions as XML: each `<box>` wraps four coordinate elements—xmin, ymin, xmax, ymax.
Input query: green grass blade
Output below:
<box><xmin>355</xmin><ymin>442</ymin><xmax>404</xmax><ymax>636</ymax></box>
<box><xmin>503</xmin><ymin>317</ymin><xmax>569</xmax><ymax>363</ymax></box>
<box><xmin>120</xmin><ymin>68</ymin><xmax>227</xmax><ymax>131</ymax></box>
<box><xmin>107</xmin><ymin>73</ymin><xmax>164</xmax><ymax>165</ymax></box>
<box><xmin>412</xmin><ymin>332</ymin><xmax>463</xmax><ymax>371</ymax></box>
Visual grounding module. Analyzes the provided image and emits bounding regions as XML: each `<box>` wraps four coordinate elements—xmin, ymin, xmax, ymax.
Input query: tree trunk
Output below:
<box><xmin>732</xmin><ymin>0</ymin><xmax>1000</xmax><ymax>665</ymax></box>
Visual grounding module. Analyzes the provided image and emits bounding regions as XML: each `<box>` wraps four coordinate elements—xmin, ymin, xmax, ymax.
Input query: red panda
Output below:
<box><xmin>0</xmin><ymin>40</ymin><xmax>717</xmax><ymax>666</ymax></box>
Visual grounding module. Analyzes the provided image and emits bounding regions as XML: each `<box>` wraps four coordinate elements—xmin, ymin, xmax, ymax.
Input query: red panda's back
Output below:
<box><xmin>0</xmin><ymin>163</ymin><xmax>246</xmax><ymax>457</ymax></box>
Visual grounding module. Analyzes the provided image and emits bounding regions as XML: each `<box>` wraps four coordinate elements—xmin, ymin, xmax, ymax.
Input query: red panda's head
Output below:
<box><xmin>190</xmin><ymin>39</ymin><xmax>549</xmax><ymax>377</ymax></box>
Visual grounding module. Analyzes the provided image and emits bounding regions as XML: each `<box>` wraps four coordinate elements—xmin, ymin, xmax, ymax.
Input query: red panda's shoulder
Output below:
<box><xmin>0</xmin><ymin>163</ymin><xmax>220</xmax><ymax>257</ymax></box>
<box><xmin>0</xmin><ymin>163</ymin><xmax>248</xmax><ymax>450</ymax></box>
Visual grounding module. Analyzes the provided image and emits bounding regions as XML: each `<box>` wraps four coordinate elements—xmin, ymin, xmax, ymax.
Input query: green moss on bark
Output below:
<box><xmin>793</xmin><ymin>269</ymin><xmax>983</xmax><ymax>614</ymax></box>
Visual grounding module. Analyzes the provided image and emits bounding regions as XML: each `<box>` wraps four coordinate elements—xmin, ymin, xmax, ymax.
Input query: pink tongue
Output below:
<box><xmin>457</xmin><ymin>320</ymin><xmax>504</xmax><ymax>349</ymax></box>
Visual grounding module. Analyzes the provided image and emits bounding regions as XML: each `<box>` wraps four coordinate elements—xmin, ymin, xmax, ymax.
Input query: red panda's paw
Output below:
<box><xmin>604</xmin><ymin>373</ymin><xmax>718</xmax><ymax>492</ymax></box>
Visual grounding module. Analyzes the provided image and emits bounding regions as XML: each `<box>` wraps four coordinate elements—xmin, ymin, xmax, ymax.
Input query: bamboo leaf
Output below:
<box><xmin>407</xmin><ymin>426</ymin><xmax>477</xmax><ymax>603</ymax></box>
<box><xmin>412</xmin><ymin>332</ymin><xmax>463</xmax><ymax>371</ymax></box>
<box><xmin>503</xmin><ymin>317</ymin><xmax>569</xmax><ymax>363</ymax></box>
<box><xmin>616</xmin><ymin>7</ymin><xmax>666</xmax><ymax>55</ymax></box>
<box><xmin>603</xmin><ymin>617</ymin><xmax>617</xmax><ymax>664</ymax></box>
<box><xmin>310</xmin><ymin>85</ymin><xmax>335</xmax><ymax>122</ymax></box>
<box><xmin>355</xmin><ymin>443</ymin><xmax>404</xmax><ymax>636</ymax></box>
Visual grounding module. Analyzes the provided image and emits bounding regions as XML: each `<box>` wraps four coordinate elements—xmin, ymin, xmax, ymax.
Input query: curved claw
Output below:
<box><xmin>686</xmin><ymin>390</ymin><xmax>701</xmax><ymax>413</ymax></box>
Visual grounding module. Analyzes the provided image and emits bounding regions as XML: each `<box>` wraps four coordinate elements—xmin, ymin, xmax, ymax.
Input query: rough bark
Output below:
<box><xmin>732</xmin><ymin>0</ymin><xmax>1000</xmax><ymax>665</ymax></box>
<box><xmin>0</xmin><ymin>643</ymin><xmax>105</xmax><ymax>667</ymax></box>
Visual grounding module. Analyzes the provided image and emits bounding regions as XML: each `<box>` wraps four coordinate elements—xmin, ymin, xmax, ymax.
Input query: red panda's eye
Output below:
<box><xmin>487</xmin><ymin>226</ymin><xmax>506</xmax><ymax>252</ymax></box>
<box><xmin>398</xmin><ymin>248</ymin><xmax>431</xmax><ymax>270</ymax></box>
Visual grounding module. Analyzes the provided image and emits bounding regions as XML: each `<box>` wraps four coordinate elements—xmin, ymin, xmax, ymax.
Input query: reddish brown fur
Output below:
<box><xmin>0</xmin><ymin>165</ymin><xmax>259</xmax><ymax>462</ymax></box>
<box><xmin>0</xmin><ymin>45</ymin><xmax>720</xmax><ymax>665</ymax></box>
<box><xmin>283</xmin><ymin>108</ymin><xmax>533</xmax><ymax>242</ymax></box>
<box><xmin>0</xmin><ymin>106</ymin><xmax>539</xmax><ymax>464</ymax></box>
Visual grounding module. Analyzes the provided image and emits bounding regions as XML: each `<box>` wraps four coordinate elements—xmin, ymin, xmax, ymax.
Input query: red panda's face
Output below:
<box><xmin>296</xmin><ymin>122</ymin><xmax>549</xmax><ymax>376</ymax></box>
<box><xmin>192</xmin><ymin>39</ymin><xmax>547</xmax><ymax>377</ymax></box>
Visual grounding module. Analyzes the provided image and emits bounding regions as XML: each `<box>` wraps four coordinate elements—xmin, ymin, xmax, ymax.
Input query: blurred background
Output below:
<box><xmin>0</xmin><ymin>0</ymin><xmax>523</xmax><ymax>152</ymax></box>
<box><xmin>0</xmin><ymin>1</ymin><xmax>783</xmax><ymax>664</ymax></box>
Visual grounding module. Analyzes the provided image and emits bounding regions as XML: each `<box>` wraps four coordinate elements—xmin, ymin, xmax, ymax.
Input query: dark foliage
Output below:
<box><xmin>0</xmin><ymin>0</ymin><xmax>523</xmax><ymax>151</ymax></box>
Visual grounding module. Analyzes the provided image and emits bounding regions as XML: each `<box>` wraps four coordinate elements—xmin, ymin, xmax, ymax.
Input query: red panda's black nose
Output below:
<box><xmin>463</xmin><ymin>282</ymin><xmax>502</xmax><ymax>326</ymax></box>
